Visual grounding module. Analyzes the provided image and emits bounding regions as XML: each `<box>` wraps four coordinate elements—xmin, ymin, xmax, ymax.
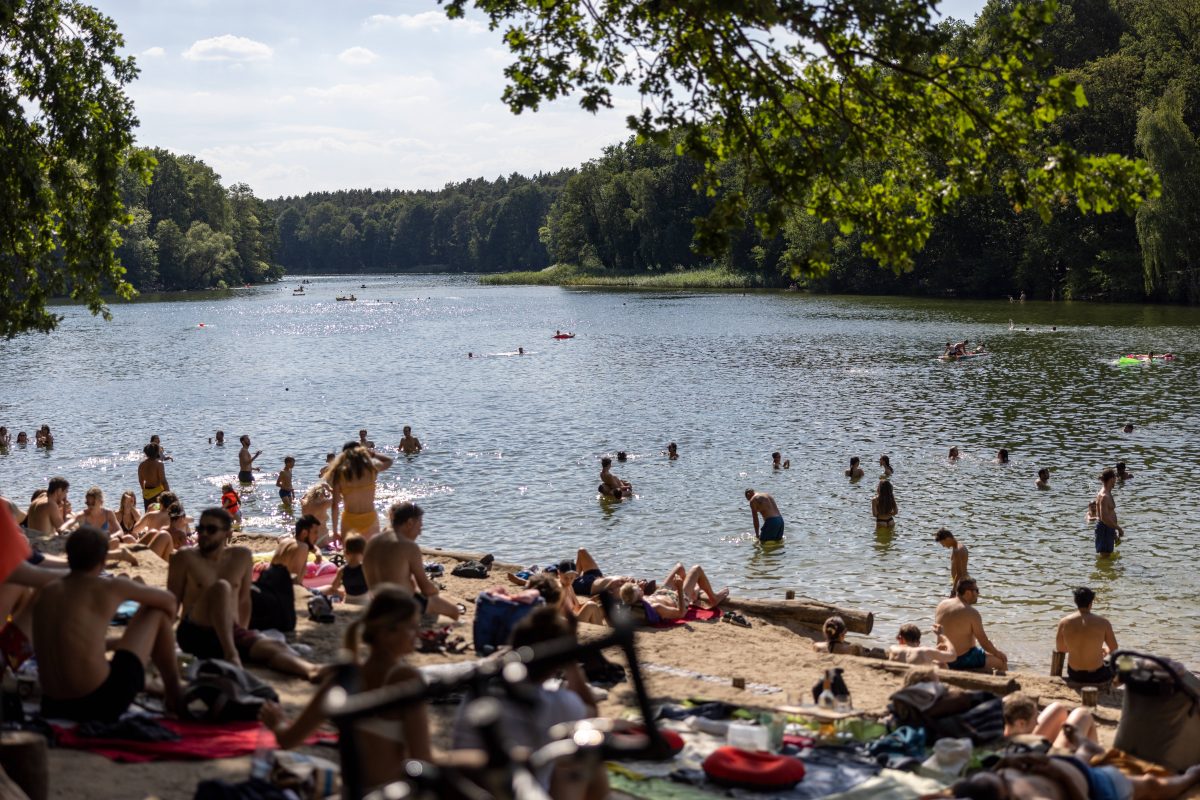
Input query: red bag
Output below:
<box><xmin>702</xmin><ymin>746</ymin><xmax>806</xmax><ymax>790</ymax></box>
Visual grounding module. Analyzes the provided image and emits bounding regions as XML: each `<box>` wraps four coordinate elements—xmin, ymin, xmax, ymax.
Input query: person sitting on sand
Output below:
<box><xmin>116</xmin><ymin>491</ymin><xmax>141</xmax><ymax>542</ymax></box>
<box><xmin>746</xmin><ymin>488</ymin><xmax>784</xmax><ymax>542</ymax></box>
<box><xmin>935</xmin><ymin>528</ymin><xmax>969</xmax><ymax>597</ymax></box>
<box><xmin>260</xmin><ymin>587</ymin><xmax>431</xmax><ymax>787</ymax></box>
<box><xmin>871</xmin><ymin>480</ymin><xmax>898</xmax><ymax>528</ymax></box>
<box><xmin>168</xmin><ymin>508</ymin><xmax>322</xmax><ymax>681</ymax></box>
<box><xmin>599</xmin><ymin>456</ymin><xmax>631</xmax><ymax>499</ymax></box>
<box><xmin>812</xmin><ymin>615</ymin><xmax>862</xmax><ymax>656</ymax></box>
<box><xmin>1115</xmin><ymin>461</ymin><xmax>1134</xmax><ymax>481</ymax></box>
<box><xmin>363</xmin><ymin>501</ymin><xmax>459</xmax><ymax>620</ymax></box>
<box><xmin>399</xmin><ymin>425</ymin><xmax>422</xmax><ymax>455</ymax></box>
<box><xmin>25</xmin><ymin>477</ymin><xmax>69</xmax><ymax>535</ymax></box>
<box><xmin>272</xmin><ymin>514</ymin><xmax>323</xmax><ymax>586</ymax></box>
<box><xmin>934</xmin><ymin>578</ymin><xmax>1007</xmax><ymax>673</ymax></box>
<box><xmin>329</xmin><ymin>441</ymin><xmax>393</xmax><ymax>541</ymax></box>
<box><xmin>618</xmin><ymin>563</ymin><xmax>728</xmax><ymax>624</ymax></box>
<box><xmin>138</xmin><ymin>443</ymin><xmax>169</xmax><ymax>511</ymax></box>
<box><xmin>846</xmin><ymin>457</ymin><xmax>864</xmax><ymax>480</ymax></box>
<box><xmin>1056</xmin><ymin>586</ymin><xmax>1118</xmax><ymax>685</ymax></box>
<box><xmin>322</xmin><ymin>533</ymin><xmax>369</xmax><ymax>603</ymax></box>
<box><xmin>772</xmin><ymin>451</ymin><xmax>790</xmax><ymax>469</ymax></box>
<box><xmin>1036</xmin><ymin>468</ymin><xmax>1051</xmax><ymax>490</ymax></box>
<box><xmin>57</xmin><ymin>487</ymin><xmax>138</xmax><ymax>565</ymax></box>
<box><xmin>32</xmin><ymin>526</ymin><xmax>182</xmax><ymax>721</ymax></box>
<box><xmin>1003</xmin><ymin>692</ymin><xmax>1097</xmax><ymax>748</ymax></box>
<box><xmin>888</xmin><ymin>623</ymin><xmax>957</xmax><ymax>666</ymax></box>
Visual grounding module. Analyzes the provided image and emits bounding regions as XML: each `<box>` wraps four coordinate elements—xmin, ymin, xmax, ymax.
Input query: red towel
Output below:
<box><xmin>650</xmin><ymin>606</ymin><xmax>721</xmax><ymax>628</ymax></box>
<box><xmin>54</xmin><ymin>719</ymin><xmax>337</xmax><ymax>763</ymax></box>
<box><xmin>0</xmin><ymin>506</ymin><xmax>31</xmax><ymax>583</ymax></box>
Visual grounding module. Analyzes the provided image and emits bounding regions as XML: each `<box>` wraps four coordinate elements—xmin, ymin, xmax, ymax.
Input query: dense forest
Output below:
<box><xmin>116</xmin><ymin>0</ymin><xmax>1199</xmax><ymax>303</ymax></box>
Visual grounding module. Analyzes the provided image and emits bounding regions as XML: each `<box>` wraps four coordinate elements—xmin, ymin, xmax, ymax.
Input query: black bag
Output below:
<box><xmin>452</xmin><ymin>560</ymin><xmax>490</xmax><ymax>579</ymax></box>
<box><xmin>250</xmin><ymin>563</ymin><xmax>296</xmax><ymax>633</ymax></box>
<box><xmin>182</xmin><ymin>659</ymin><xmax>280</xmax><ymax>722</ymax></box>
<box><xmin>1112</xmin><ymin>650</ymin><xmax>1200</xmax><ymax>772</ymax></box>
<box><xmin>888</xmin><ymin>681</ymin><xmax>1004</xmax><ymax>745</ymax></box>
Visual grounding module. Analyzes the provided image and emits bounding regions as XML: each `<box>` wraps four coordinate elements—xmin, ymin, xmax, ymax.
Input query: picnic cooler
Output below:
<box><xmin>1112</xmin><ymin>650</ymin><xmax>1200</xmax><ymax>772</ymax></box>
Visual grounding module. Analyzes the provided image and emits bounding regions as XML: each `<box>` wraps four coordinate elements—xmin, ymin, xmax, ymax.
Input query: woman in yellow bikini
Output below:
<box><xmin>329</xmin><ymin>442</ymin><xmax>393</xmax><ymax>542</ymax></box>
<box><xmin>137</xmin><ymin>443</ymin><xmax>169</xmax><ymax>510</ymax></box>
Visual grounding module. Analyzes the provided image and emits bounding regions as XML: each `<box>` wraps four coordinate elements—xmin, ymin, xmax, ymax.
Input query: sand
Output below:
<box><xmin>21</xmin><ymin>535</ymin><xmax>1121</xmax><ymax>800</ymax></box>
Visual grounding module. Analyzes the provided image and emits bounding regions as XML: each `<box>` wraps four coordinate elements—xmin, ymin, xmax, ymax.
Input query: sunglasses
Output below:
<box><xmin>195</xmin><ymin>523</ymin><xmax>228</xmax><ymax>535</ymax></box>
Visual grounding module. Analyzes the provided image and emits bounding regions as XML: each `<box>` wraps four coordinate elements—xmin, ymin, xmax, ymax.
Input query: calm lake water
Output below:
<box><xmin>3</xmin><ymin>275</ymin><xmax>1199</xmax><ymax>669</ymax></box>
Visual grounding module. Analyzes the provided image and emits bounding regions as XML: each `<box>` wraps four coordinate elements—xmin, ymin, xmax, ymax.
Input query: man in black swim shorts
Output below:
<box><xmin>32</xmin><ymin>526</ymin><xmax>182</xmax><ymax>721</ymax></box>
<box><xmin>566</xmin><ymin>549</ymin><xmax>652</xmax><ymax>598</ymax></box>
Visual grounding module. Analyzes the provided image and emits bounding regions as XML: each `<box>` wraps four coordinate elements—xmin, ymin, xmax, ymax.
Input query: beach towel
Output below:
<box><xmin>54</xmin><ymin>719</ymin><xmax>336</xmax><ymax>763</ymax></box>
<box><xmin>650</xmin><ymin>606</ymin><xmax>721</xmax><ymax>628</ymax></box>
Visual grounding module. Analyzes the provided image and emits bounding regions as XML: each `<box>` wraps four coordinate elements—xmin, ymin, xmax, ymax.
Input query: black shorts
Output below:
<box><xmin>1068</xmin><ymin>664</ymin><xmax>1114</xmax><ymax>684</ymax></box>
<box><xmin>572</xmin><ymin>568</ymin><xmax>604</xmax><ymax>597</ymax></box>
<box><xmin>177</xmin><ymin>617</ymin><xmax>260</xmax><ymax>660</ymax></box>
<box><xmin>238</xmin><ymin>470</ymin><xmax>254</xmax><ymax>484</ymax></box>
<box><xmin>42</xmin><ymin>649</ymin><xmax>145</xmax><ymax>722</ymax></box>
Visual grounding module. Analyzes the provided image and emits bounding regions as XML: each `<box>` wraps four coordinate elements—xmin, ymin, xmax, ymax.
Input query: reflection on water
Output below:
<box><xmin>3</xmin><ymin>276</ymin><xmax>1200</xmax><ymax>668</ymax></box>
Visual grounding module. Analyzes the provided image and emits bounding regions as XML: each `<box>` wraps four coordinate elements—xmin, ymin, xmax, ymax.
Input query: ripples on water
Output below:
<box><xmin>2</xmin><ymin>277</ymin><xmax>1199</xmax><ymax>668</ymax></box>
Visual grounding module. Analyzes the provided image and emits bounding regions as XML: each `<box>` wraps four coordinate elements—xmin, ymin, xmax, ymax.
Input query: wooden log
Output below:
<box><xmin>721</xmin><ymin>597</ymin><xmax>874</xmax><ymax>635</ymax></box>
<box><xmin>0</xmin><ymin>731</ymin><xmax>46</xmax><ymax>800</ymax></box>
<box><xmin>419</xmin><ymin>547</ymin><xmax>524</xmax><ymax>572</ymax></box>
<box><xmin>866</xmin><ymin>661</ymin><xmax>1021</xmax><ymax>695</ymax></box>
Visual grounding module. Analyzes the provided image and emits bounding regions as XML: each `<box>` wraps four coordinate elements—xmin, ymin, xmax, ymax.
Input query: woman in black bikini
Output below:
<box><xmin>116</xmin><ymin>491</ymin><xmax>140</xmax><ymax>542</ymax></box>
<box><xmin>872</xmin><ymin>480</ymin><xmax>898</xmax><ymax>529</ymax></box>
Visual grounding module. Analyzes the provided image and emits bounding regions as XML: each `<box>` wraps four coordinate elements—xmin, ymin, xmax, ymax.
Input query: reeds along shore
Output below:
<box><xmin>479</xmin><ymin>264</ymin><xmax>758</xmax><ymax>288</ymax></box>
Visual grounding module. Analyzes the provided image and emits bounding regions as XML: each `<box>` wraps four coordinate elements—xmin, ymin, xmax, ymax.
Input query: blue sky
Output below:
<box><xmin>94</xmin><ymin>0</ymin><xmax>988</xmax><ymax>198</ymax></box>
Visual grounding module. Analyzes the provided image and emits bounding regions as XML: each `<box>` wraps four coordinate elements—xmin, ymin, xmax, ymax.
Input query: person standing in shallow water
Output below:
<box><xmin>1093</xmin><ymin>468</ymin><xmax>1123</xmax><ymax>557</ymax></box>
<box><xmin>745</xmin><ymin>488</ymin><xmax>784</xmax><ymax>542</ymax></box>
<box><xmin>871</xmin><ymin>480</ymin><xmax>897</xmax><ymax>528</ymax></box>
<box><xmin>399</xmin><ymin>426</ymin><xmax>422</xmax><ymax>455</ymax></box>
<box><xmin>238</xmin><ymin>435</ymin><xmax>261</xmax><ymax>484</ymax></box>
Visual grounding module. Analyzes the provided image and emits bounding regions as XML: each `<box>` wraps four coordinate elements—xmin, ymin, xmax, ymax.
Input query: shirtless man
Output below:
<box><xmin>887</xmin><ymin>623</ymin><xmax>957</xmax><ymax>666</ymax></box>
<box><xmin>935</xmin><ymin>528</ymin><xmax>969</xmax><ymax>596</ymax></box>
<box><xmin>25</xmin><ymin>477</ymin><xmax>69</xmax><ymax>535</ymax></box>
<box><xmin>599</xmin><ymin>457</ymin><xmax>631</xmax><ymax>498</ymax></box>
<box><xmin>139</xmin><ymin>443</ymin><xmax>169</xmax><ymax>510</ymax></box>
<box><xmin>363</xmin><ymin>502</ymin><xmax>459</xmax><ymax>620</ymax></box>
<box><xmin>771</xmin><ymin>451</ymin><xmax>790</xmax><ymax>469</ymax></box>
<box><xmin>1055</xmin><ymin>586</ymin><xmax>1118</xmax><ymax>684</ymax></box>
<box><xmin>845</xmin><ymin>457</ymin><xmax>864</xmax><ymax>480</ymax></box>
<box><xmin>745</xmin><ymin>488</ymin><xmax>784</xmax><ymax>542</ymax></box>
<box><xmin>358</xmin><ymin>429</ymin><xmax>375</xmax><ymax>450</ymax></box>
<box><xmin>238</xmin><ymin>435</ymin><xmax>261</xmax><ymax>484</ymax></box>
<box><xmin>149</xmin><ymin>434</ymin><xmax>173</xmax><ymax>461</ymax></box>
<box><xmin>1093</xmin><ymin>468</ymin><xmax>1123</xmax><ymax>556</ymax></box>
<box><xmin>1115</xmin><ymin>461</ymin><xmax>1134</xmax><ymax>481</ymax></box>
<box><xmin>168</xmin><ymin>508</ymin><xmax>321</xmax><ymax>680</ymax></box>
<box><xmin>32</xmin><ymin>526</ymin><xmax>182</xmax><ymax>721</ymax></box>
<box><xmin>0</xmin><ymin>427</ymin><xmax>10</xmax><ymax>448</ymax></box>
<box><xmin>272</xmin><ymin>514</ymin><xmax>322</xmax><ymax>586</ymax></box>
<box><xmin>934</xmin><ymin>579</ymin><xmax>1007</xmax><ymax>672</ymax></box>
<box><xmin>1036</xmin><ymin>468</ymin><xmax>1051</xmax><ymax>489</ymax></box>
<box><xmin>399</xmin><ymin>426</ymin><xmax>422</xmax><ymax>455</ymax></box>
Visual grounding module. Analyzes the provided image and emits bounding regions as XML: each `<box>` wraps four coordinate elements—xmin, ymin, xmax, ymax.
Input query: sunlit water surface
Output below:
<box><xmin>3</xmin><ymin>276</ymin><xmax>1198</xmax><ymax>668</ymax></box>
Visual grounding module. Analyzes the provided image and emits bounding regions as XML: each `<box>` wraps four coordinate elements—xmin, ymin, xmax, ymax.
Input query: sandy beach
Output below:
<box><xmin>20</xmin><ymin>532</ymin><xmax>1122</xmax><ymax>800</ymax></box>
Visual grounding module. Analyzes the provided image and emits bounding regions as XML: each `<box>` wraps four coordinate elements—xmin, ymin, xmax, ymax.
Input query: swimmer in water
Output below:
<box><xmin>879</xmin><ymin>455</ymin><xmax>893</xmax><ymax>477</ymax></box>
<box><xmin>1115</xmin><ymin>461</ymin><xmax>1133</xmax><ymax>481</ymax></box>
<box><xmin>616</xmin><ymin>451</ymin><xmax>627</xmax><ymax>462</ymax></box>
<box><xmin>845</xmin><ymin>456</ymin><xmax>864</xmax><ymax>480</ymax></box>
<box><xmin>949</xmin><ymin>446</ymin><xmax>960</xmax><ymax>462</ymax></box>
<box><xmin>1123</xmin><ymin>423</ymin><xmax>1134</xmax><ymax>434</ymax></box>
<box><xmin>599</xmin><ymin>457</ymin><xmax>631</xmax><ymax>498</ymax></box>
<box><xmin>1036</xmin><ymin>468</ymin><xmax>1051</xmax><ymax>490</ymax></box>
<box><xmin>518</xmin><ymin>347</ymin><xmax>524</xmax><ymax>355</ymax></box>
<box><xmin>772</xmin><ymin>451</ymin><xmax>790</xmax><ymax>469</ymax></box>
<box><xmin>468</xmin><ymin>352</ymin><xmax>473</xmax><ymax>358</ymax></box>
<box><xmin>745</xmin><ymin>489</ymin><xmax>784</xmax><ymax>542</ymax></box>
<box><xmin>996</xmin><ymin>448</ymin><xmax>1009</xmax><ymax>464</ymax></box>
<box><xmin>399</xmin><ymin>426</ymin><xmax>422</xmax><ymax>455</ymax></box>
<box><xmin>666</xmin><ymin>442</ymin><xmax>678</xmax><ymax>460</ymax></box>
<box><xmin>871</xmin><ymin>480</ymin><xmax>897</xmax><ymax>529</ymax></box>
<box><xmin>276</xmin><ymin>456</ymin><xmax>295</xmax><ymax>506</ymax></box>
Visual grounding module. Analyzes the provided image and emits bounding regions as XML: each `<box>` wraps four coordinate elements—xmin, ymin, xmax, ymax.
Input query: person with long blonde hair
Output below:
<box><xmin>299</xmin><ymin>481</ymin><xmax>333</xmax><ymax>544</ymax></box>
<box><xmin>328</xmin><ymin>442</ymin><xmax>392</xmax><ymax>540</ymax></box>
<box><xmin>116</xmin><ymin>491</ymin><xmax>141</xmax><ymax>540</ymax></box>
<box><xmin>259</xmin><ymin>586</ymin><xmax>431</xmax><ymax>788</ymax></box>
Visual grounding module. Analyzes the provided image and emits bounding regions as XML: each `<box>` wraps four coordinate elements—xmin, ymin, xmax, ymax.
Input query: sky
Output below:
<box><xmin>93</xmin><ymin>0</ymin><xmax>989</xmax><ymax>199</ymax></box>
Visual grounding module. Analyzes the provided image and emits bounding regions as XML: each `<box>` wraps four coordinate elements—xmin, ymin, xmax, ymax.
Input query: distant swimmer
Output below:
<box><xmin>772</xmin><ymin>451</ymin><xmax>790</xmax><ymax>470</ymax></box>
<box><xmin>238</xmin><ymin>435</ymin><xmax>261</xmax><ymax>484</ymax></box>
<box><xmin>935</xmin><ymin>528</ymin><xmax>969</xmax><ymax>596</ymax></box>
<box><xmin>1115</xmin><ymin>461</ymin><xmax>1133</xmax><ymax>481</ymax></box>
<box><xmin>1085</xmin><ymin>500</ymin><xmax>1098</xmax><ymax>523</ymax></box>
<box><xmin>1093</xmin><ymin>468</ymin><xmax>1123</xmax><ymax>556</ymax></box>
<box><xmin>149</xmin><ymin>434</ymin><xmax>173</xmax><ymax>462</ymax></box>
<box><xmin>996</xmin><ymin>448</ymin><xmax>1009</xmax><ymax>464</ymax></box>
<box><xmin>879</xmin><ymin>455</ymin><xmax>893</xmax><ymax>477</ymax></box>
<box><xmin>518</xmin><ymin>347</ymin><xmax>525</xmax><ymax>355</ymax></box>
<box><xmin>599</xmin><ymin>457</ymin><xmax>631</xmax><ymax>499</ymax></box>
<box><xmin>948</xmin><ymin>446</ymin><xmax>960</xmax><ymax>462</ymax></box>
<box><xmin>468</xmin><ymin>352</ymin><xmax>473</xmax><ymax>358</ymax></box>
<box><xmin>745</xmin><ymin>488</ymin><xmax>784</xmax><ymax>542</ymax></box>
<box><xmin>138</xmin><ymin>444</ymin><xmax>169</xmax><ymax>511</ymax></box>
<box><xmin>871</xmin><ymin>480</ymin><xmax>897</xmax><ymax>529</ymax></box>
<box><xmin>1122</xmin><ymin>423</ymin><xmax>1134</xmax><ymax>434</ymax></box>
<box><xmin>211</xmin><ymin>430</ymin><xmax>225</xmax><ymax>446</ymax></box>
<box><xmin>616</xmin><ymin>451</ymin><xmax>628</xmax><ymax>462</ymax></box>
<box><xmin>399</xmin><ymin>425</ymin><xmax>422</xmax><ymax>455</ymax></box>
<box><xmin>845</xmin><ymin>456</ymin><xmax>864</xmax><ymax>480</ymax></box>
<box><xmin>15</xmin><ymin>431</ymin><xmax>28</xmax><ymax>446</ymax></box>
<box><xmin>358</xmin><ymin>429</ymin><xmax>375</xmax><ymax>450</ymax></box>
<box><xmin>1036</xmin><ymin>468</ymin><xmax>1051</xmax><ymax>490</ymax></box>
<box><xmin>666</xmin><ymin>442</ymin><xmax>678</xmax><ymax>460</ymax></box>
<box><xmin>276</xmin><ymin>456</ymin><xmax>295</xmax><ymax>505</ymax></box>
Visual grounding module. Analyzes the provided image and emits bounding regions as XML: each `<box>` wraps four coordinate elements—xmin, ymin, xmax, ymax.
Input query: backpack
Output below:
<box><xmin>472</xmin><ymin>591</ymin><xmax>544</xmax><ymax>655</ymax></box>
<box><xmin>452</xmin><ymin>560</ymin><xmax>490</xmax><ymax>579</ymax></box>
<box><xmin>250</xmin><ymin>563</ymin><xmax>296</xmax><ymax>633</ymax></box>
<box><xmin>888</xmin><ymin>681</ymin><xmax>1004</xmax><ymax>745</ymax></box>
<box><xmin>182</xmin><ymin>659</ymin><xmax>280</xmax><ymax>722</ymax></box>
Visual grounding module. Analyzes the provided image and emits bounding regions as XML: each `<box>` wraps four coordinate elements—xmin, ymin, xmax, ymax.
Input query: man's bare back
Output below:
<box><xmin>1057</xmin><ymin>610</ymin><xmax>1117</xmax><ymax>672</ymax></box>
<box><xmin>750</xmin><ymin>493</ymin><xmax>781</xmax><ymax>518</ymax></box>
<box><xmin>363</xmin><ymin>532</ymin><xmax>434</xmax><ymax>597</ymax></box>
<box><xmin>25</xmin><ymin>495</ymin><xmax>58</xmax><ymax>534</ymax></box>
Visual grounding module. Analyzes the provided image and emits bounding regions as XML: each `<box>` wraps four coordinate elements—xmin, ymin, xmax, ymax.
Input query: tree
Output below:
<box><xmin>442</xmin><ymin>0</ymin><xmax>1157</xmax><ymax>274</ymax></box>
<box><xmin>1</xmin><ymin>0</ymin><xmax>151</xmax><ymax>337</ymax></box>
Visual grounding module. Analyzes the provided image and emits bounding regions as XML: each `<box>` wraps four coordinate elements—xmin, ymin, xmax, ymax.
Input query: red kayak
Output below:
<box><xmin>552</xmin><ymin>333</ymin><xmax>575</xmax><ymax>339</ymax></box>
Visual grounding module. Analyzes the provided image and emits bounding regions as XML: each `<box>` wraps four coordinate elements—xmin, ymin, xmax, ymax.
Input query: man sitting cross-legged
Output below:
<box><xmin>363</xmin><ymin>501</ymin><xmax>460</xmax><ymax>621</ymax></box>
<box><xmin>32</xmin><ymin>525</ymin><xmax>182</xmax><ymax>721</ymax></box>
<box><xmin>168</xmin><ymin>508</ymin><xmax>322</xmax><ymax>681</ymax></box>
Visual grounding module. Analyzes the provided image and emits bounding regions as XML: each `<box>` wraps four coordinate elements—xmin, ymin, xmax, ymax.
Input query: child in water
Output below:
<box><xmin>276</xmin><ymin>456</ymin><xmax>295</xmax><ymax>506</ymax></box>
<box><xmin>220</xmin><ymin>483</ymin><xmax>243</xmax><ymax>529</ymax></box>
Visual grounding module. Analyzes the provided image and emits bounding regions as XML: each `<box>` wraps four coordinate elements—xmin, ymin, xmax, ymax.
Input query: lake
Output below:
<box><xmin>2</xmin><ymin>275</ymin><xmax>1198</xmax><ymax>669</ymax></box>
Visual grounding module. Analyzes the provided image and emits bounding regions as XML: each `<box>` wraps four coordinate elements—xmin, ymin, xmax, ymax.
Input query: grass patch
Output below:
<box><xmin>479</xmin><ymin>264</ymin><xmax>757</xmax><ymax>289</ymax></box>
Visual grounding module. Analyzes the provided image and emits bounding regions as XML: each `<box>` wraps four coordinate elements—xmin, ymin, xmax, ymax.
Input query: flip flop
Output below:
<box><xmin>723</xmin><ymin>611</ymin><xmax>751</xmax><ymax>628</ymax></box>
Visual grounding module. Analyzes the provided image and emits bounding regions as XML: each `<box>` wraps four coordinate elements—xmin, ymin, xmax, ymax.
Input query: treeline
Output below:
<box><xmin>265</xmin><ymin>172</ymin><xmax>572</xmax><ymax>274</ymax></box>
<box><xmin>116</xmin><ymin>148</ymin><xmax>282</xmax><ymax>291</ymax></box>
<box><xmin>540</xmin><ymin>0</ymin><xmax>1200</xmax><ymax>303</ymax></box>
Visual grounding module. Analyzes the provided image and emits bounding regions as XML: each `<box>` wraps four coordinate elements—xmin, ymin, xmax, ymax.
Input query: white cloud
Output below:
<box><xmin>303</xmin><ymin>77</ymin><xmax>441</xmax><ymax>104</ymax></box>
<box><xmin>182</xmin><ymin>34</ymin><xmax>273</xmax><ymax>62</ymax></box>
<box><xmin>365</xmin><ymin>11</ymin><xmax>484</xmax><ymax>34</ymax></box>
<box><xmin>141</xmin><ymin>46</ymin><xmax>165</xmax><ymax>58</ymax></box>
<box><xmin>337</xmin><ymin>46</ymin><xmax>378</xmax><ymax>65</ymax></box>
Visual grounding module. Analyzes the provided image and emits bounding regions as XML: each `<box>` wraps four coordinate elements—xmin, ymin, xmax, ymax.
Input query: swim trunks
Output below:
<box><xmin>237</xmin><ymin>470</ymin><xmax>254</xmax><ymax>484</ymax></box>
<box><xmin>176</xmin><ymin>617</ymin><xmax>260</xmax><ymax>660</ymax></box>
<box><xmin>641</xmin><ymin>598</ymin><xmax>663</xmax><ymax>625</ymax></box>
<box><xmin>1094</xmin><ymin>521</ymin><xmax>1118</xmax><ymax>554</ymax></box>
<box><xmin>947</xmin><ymin>645</ymin><xmax>987</xmax><ymax>670</ymax></box>
<box><xmin>572</xmin><ymin>568</ymin><xmax>604</xmax><ymax>597</ymax></box>
<box><xmin>41</xmin><ymin>649</ymin><xmax>144</xmax><ymax>722</ymax></box>
<box><xmin>340</xmin><ymin>509</ymin><xmax>379</xmax><ymax>536</ymax></box>
<box><xmin>278</xmin><ymin>489</ymin><xmax>294</xmax><ymax>502</ymax></box>
<box><xmin>759</xmin><ymin>516</ymin><xmax>785</xmax><ymax>542</ymax></box>
<box><xmin>142</xmin><ymin>485</ymin><xmax>164</xmax><ymax>510</ymax></box>
<box><xmin>341</xmin><ymin>563</ymin><xmax>368</xmax><ymax>597</ymax></box>
<box><xmin>1067</xmin><ymin>663</ymin><xmax>1114</xmax><ymax>684</ymax></box>
<box><xmin>1053</xmin><ymin>757</ymin><xmax>1132</xmax><ymax>800</ymax></box>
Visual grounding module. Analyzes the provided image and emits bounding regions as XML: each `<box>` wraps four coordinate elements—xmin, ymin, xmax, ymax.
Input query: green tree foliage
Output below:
<box><xmin>1</xmin><ymin>0</ymin><xmax>151</xmax><ymax>337</ymax></box>
<box><xmin>443</xmin><ymin>0</ymin><xmax>1156</xmax><ymax>275</ymax></box>
<box><xmin>266</xmin><ymin>173</ymin><xmax>572</xmax><ymax>274</ymax></box>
